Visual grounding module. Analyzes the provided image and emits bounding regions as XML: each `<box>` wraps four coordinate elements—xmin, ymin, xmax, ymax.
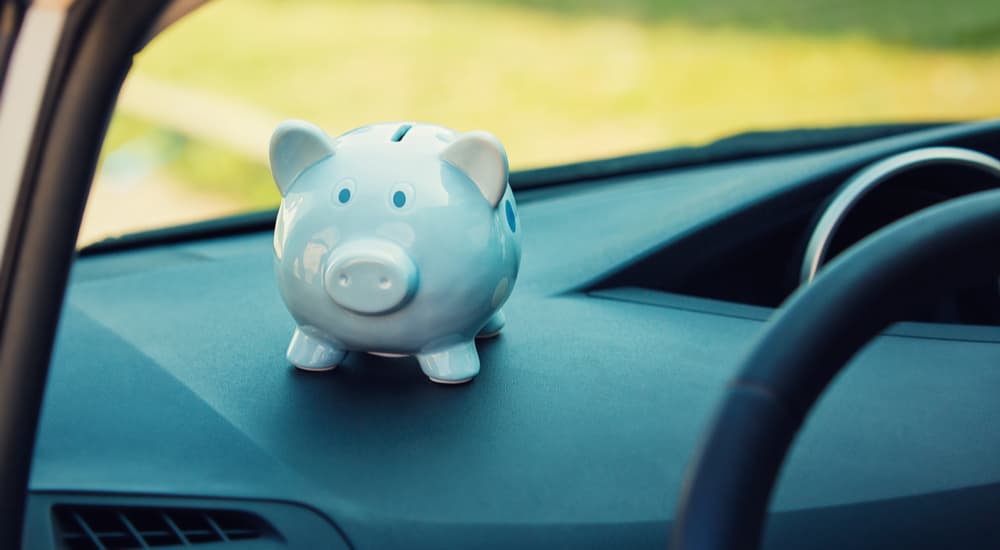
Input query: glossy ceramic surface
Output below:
<box><xmin>270</xmin><ymin>121</ymin><xmax>522</xmax><ymax>383</ymax></box>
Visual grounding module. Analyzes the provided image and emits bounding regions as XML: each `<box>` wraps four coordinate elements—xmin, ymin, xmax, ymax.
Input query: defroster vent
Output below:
<box><xmin>54</xmin><ymin>505</ymin><xmax>272</xmax><ymax>549</ymax></box>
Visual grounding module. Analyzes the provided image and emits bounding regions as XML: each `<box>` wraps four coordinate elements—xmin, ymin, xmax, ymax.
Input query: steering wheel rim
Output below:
<box><xmin>671</xmin><ymin>188</ymin><xmax>1000</xmax><ymax>550</ymax></box>
<box><xmin>800</xmin><ymin>146</ymin><xmax>1000</xmax><ymax>285</ymax></box>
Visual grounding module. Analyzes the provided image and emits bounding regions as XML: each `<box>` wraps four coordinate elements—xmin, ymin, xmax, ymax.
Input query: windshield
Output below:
<box><xmin>79</xmin><ymin>0</ymin><xmax>1000</xmax><ymax>246</ymax></box>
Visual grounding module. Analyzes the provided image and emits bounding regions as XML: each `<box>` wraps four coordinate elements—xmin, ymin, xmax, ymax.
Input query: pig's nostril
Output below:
<box><xmin>339</xmin><ymin>273</ymin><xmax>350</xmax><ymax>286</ymax></box>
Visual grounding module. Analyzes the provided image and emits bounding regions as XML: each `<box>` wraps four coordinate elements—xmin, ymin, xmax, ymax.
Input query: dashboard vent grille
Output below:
<box><xmin>54</xmin><ymin>505</ymin><xmax>266</xmax><ymax>549</ymax></box>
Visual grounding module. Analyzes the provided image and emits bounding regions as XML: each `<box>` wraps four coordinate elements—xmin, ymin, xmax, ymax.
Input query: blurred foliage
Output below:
<box><xmin>96</xmin><ymin>0</ymin><xmax>1000</xmax><ymax>218</ymax></box>
<box><xmin>427</xmin><ymin>0</ymin><xmax>1000</xmax><ymax>49</ymax></box>
<box><xmin>103</xmin><ymin>112</ymin><xmax>276</xmax><ymax>209</ymax></box>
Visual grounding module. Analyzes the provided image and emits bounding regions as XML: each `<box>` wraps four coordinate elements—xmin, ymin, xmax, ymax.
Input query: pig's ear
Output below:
<box><xmin>269</xmin><ymin>120</ymin><xmax>336</xmax><ymax>196</ymax></box>
<box><xmin>441</xmin><ymin>130</ymin><xmax>509</xmax><ymax>207</ymax></box>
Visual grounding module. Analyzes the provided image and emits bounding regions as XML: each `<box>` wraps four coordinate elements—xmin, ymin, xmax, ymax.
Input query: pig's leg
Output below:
<box><xmin>286</xmin><ymin>326</ymin><xmax>346</xmax><ymax>371</ymax></box>
<box><xmin>476</xmin><ymin>309</ymin><xmax>506</xmax><ymax>339</ymax></box>
<box><xmin>417</xmin><ymin>342</ymin><xmax>480</xmax><ymax>384</ymax></box>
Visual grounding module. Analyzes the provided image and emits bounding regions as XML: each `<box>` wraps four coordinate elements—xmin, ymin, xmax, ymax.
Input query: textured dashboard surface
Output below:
<box><xmin>33</xmin><ymin>121</ymin><xmax>1000</xmax><ymax>548</ymax></box>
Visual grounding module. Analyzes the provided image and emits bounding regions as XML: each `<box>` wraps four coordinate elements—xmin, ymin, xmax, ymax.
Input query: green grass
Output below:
<box><xmin>101</xmin><ymin>0</ymin><xmax>1000</xmax><ymax>213</ymax></box>
<box><xmin>429</xmin><ymin>0</ymin><xmax>1000</xmax><ymax>49</ymax></box>
<box><xmin>103</xmin><ymin>112</ymin><xmax>277</xmax><ymax>209</ymax></box>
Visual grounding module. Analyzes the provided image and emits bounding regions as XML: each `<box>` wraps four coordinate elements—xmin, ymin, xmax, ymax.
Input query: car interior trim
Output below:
<box><xmin>0</xmin><ymin>1</ymin><xmax>169</xmax><ymax>546</ymax></box>
<box><xmin>0</xmin><ymin>0</ymin><xmax>70</xmax><ymax>285</ymax></box>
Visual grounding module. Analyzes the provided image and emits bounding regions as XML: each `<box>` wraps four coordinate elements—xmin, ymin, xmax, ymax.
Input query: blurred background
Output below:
<box><xmin>79</xmin><ymin>0</ymin><xmax>1000</xmax><ymax>245</ymax></box>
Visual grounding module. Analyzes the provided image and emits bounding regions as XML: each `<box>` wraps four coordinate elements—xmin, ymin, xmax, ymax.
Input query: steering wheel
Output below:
<box><xmin>671</xmin><ymin>188</ymin><xmax>1000</xmax><ymax>549</ymax></box>
<box><xmin>800</xmin><ymin>147</ymin><xmax>1000</xmax><ymax>285</ymax></box>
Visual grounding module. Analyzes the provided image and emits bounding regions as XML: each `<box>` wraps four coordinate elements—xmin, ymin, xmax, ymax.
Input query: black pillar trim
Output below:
<box><xmin>0</xmin><ymin>1</ymin><xmax>169</xmax><ymax>547</ymax></box>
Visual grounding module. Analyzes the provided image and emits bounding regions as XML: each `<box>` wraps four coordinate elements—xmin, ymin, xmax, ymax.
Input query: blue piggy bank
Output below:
<box><xmin>270</xmin><ymin>121</ymin><xmax>521</xmax><ymax>384</ymax></box>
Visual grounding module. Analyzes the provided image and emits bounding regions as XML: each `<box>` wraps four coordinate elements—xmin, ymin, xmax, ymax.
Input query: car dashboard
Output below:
<box><xmin>25</xmin><ymin>120</ymin><xmax>1000</xmax><ymax>549</ymax></box>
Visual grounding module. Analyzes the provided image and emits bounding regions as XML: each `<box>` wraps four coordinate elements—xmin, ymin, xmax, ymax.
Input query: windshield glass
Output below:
<box><xmin>79</xmin><ymin>0</ymin><xmax>1000</xmax><ymax>245</ymax></box>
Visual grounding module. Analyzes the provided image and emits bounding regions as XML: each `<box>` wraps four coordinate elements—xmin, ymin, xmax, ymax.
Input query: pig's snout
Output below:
<box><xmin>324</xmin><ymin>240</ymin><xmax>418</xmax><ymax>314</ymax></box>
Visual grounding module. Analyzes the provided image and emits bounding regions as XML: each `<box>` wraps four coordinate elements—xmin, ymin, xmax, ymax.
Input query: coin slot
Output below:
<box><xmin>390</xmin><ymin>124</ymin><xmax>412</xmax><ymax>142</ymax></box>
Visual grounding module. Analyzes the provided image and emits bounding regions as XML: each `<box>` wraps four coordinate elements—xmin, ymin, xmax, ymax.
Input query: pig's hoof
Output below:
<box><xmin>295</xmin><ymin>363</ymin><xmax>339</xmax><ymax>372</ymax></box>
<box><xmin>428</xmin><ymin>376</ymin><xmax>474</xmax><ymax>385</ymax></box>
<box><xmin>476</xmin><ymin>309</ymin><xmax>506</xmax><ymax>339</ymax></box>
<box><xmin>417</xmin><ymin>341</ymin><xmax>480</xmax><ymax>384</ymax></box>
<box><xmin>287</xmin><ymin>327</ymin><xmax>346</xmax><ymax>371</ymax></box>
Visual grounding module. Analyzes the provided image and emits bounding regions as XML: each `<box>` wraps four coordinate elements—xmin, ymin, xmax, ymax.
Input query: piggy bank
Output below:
<box><xmin>270</xmin><ymin>121</ymin><xmax>521</xmax><ymax>384</ymax></box>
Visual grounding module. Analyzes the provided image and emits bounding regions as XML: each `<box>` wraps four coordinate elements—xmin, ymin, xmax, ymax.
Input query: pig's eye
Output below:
<box><xmin>332</xmin><ymin>179</ymin><xmax>355</xmax><ymax>206</ymax></box>
<box><xmin>388</xmin><ymin>183</ymin><xmax>414</xmax><ymax>210</ymax></box>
